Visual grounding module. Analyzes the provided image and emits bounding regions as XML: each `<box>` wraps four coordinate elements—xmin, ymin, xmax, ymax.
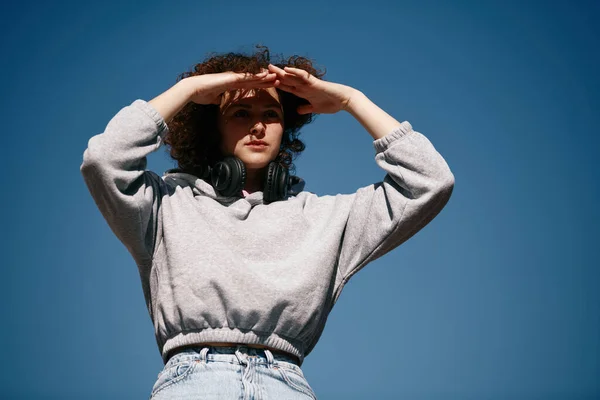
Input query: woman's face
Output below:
<box><xmin>217</xmin><ymin>87</ymin><xmax>284</xmax><ymax>170</ymax></box>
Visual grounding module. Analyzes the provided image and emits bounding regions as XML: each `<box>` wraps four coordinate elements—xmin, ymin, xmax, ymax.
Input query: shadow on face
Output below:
<box><xmin>219</xmin><ymin>88</ymin><xmax>282</xmax><ymax>113</ymax></box>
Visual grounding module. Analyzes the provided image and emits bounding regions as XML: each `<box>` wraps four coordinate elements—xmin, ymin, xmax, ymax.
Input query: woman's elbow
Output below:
<box><xmin>434</xmin><ymin>169</ymin><xmax>455</xmax><ymax>207</ymax></box>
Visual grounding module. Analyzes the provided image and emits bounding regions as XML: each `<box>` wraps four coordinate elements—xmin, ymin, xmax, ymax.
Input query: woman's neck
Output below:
<box><xmin>243</xmin><ymin>168</ymin><xmax>265</xmax><ymax>194</ymax></box>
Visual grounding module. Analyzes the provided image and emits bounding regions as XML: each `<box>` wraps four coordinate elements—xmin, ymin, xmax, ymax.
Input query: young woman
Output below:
<box><xmin>80</xmin><ymin>47</ymin><xmax>454</xmax><ymax>399</ymax></box>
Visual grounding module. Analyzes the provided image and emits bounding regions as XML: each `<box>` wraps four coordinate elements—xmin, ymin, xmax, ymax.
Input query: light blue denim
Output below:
<box><xmin>149</xmin><ymin>345</ymin><xmax>318</xmax><ymax>399</ymax></box>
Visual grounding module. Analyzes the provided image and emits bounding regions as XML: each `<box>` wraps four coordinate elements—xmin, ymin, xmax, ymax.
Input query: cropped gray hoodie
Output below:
<box><xmin>80</xmin><ymin>99</ymin><xmax>454</xmax><ymax>365</ymax></box>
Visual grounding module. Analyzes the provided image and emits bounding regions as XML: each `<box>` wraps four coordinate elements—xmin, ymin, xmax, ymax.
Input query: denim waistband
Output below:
<box><xmin>165</xmin><ymin>345</ymin><xmax>301</xmax><ymax>368</ymax></box>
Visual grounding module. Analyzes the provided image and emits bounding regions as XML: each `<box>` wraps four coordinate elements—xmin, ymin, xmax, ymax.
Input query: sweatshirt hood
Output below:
<box><xmin>161</xmin><ymin>169</ymin><xmax>306</xmax><ymax>204</ymax></box>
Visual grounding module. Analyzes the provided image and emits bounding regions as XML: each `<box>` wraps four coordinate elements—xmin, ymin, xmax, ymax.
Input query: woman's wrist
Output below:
<box><xmin>341</xmin><ymin>87</ymin><xmax>363</xmax><ymax>113</ymax></box>
<box><xmin>344</xmin><ymin>90</ymin><xmax>402</xmax><ymax>140</ymax></box>
<box><xmin>149</xmin><ymin>80</ymin><xmax>195</xmax><ymax>123</ymax></box>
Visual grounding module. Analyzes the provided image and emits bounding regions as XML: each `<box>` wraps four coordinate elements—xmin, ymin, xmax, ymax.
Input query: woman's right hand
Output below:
<box><xmin>149</xmin><ymin>70</ymin><xmax>277</xmax><ymax>123</ymax></box>
<box><xmin>183</xmin><ymin>70</ymin><xmax>278</xmax><ymax>105</ymax></box>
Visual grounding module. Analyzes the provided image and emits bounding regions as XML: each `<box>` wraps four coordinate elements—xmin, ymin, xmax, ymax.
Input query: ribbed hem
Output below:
<box><xmin>131</xmin><ymin>99</ymin><xmax>170</xmax><ymax>141</ymax></box>
<box><xmin>373</xmin><ymin>121</ymin><xmax>413</xmax><ymax>153</ymax></box>
<box><xmin>160</xmin><ymin>328</ymin><xmax>306</xmax><ymax>366</ymax></box>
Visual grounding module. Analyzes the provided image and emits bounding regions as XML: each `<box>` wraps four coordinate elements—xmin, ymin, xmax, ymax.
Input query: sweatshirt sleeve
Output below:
<box><xmin>80</xmin><ymin>99</ymin><xmax>168</xmax><ymax>264</ymax></box>
<box><xmin>335</xmin><ymin>121</ymin><xmax>454</xmax><ymax>285</ymax></box>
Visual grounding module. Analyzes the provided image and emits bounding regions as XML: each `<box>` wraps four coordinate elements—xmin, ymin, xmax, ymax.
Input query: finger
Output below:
<box><xmin>234</xmin><ymin>75</ymin><xmax>276</xmax><ymax>88</ymax></box>
<box><xmin>262</xmin><ymin>72</ymin><xmax>277</xmax><ymax>79</ymax></box>
<box><xmin>251</xmin><ymin>72</ymin><xmax>277</xmax><ymax>81</ymax></box>
<box><xmin>268</xmin><ymin>64</ymin><xmax>285</xmax><ymax>74</ymax></box>
<box><xmin>269</xmin><ymin>64</ymin><xmax>308</xmax><ymax>85</ymax></box>
<box><xmin>283</xmin><ymin>66</ymin><xmax>312</xmax><ymax>81</ymax></box>
<box><xmin>236</xmin><ymin>70</ymin><xmax>274</xmax><ymax>81</ymax></box>
<box><xmin>255</xmin><ymin>72</ymin><xmax>277</xmax><ymax>81</ymax></box>
<box><xmin>269</xmin><ymin>67</ymin><xmax>309</xmax><ymax>89</ymax></box>
<box><xmin>277</xmin><ymin>73</ymin><xmax>308</xmax><ymax>86</ymax></box>
<box><xmin>238</xmin><ymin>75</ymin><xmax>277</xmax><ymax>87</ymax></box>
<box><xmin>296</xmin><ymin>104</ymin><xmax>314</xmax><ymax>115</ymax></box>
<box><xmin>274</xmin><ymin>81</ymin><xmax>299</xmax><ymax>94</ymax></box>
<box><xmin>268</xmin><ymin>64</ymin><xmax>288</xmax><ymax>81</ymax></box>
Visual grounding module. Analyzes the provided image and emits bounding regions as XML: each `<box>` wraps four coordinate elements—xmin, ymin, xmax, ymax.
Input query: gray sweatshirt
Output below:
<box><xmin>80</xmin><ymin>99</ymin><xmax>454</xmax><ymax>365</ymax></box>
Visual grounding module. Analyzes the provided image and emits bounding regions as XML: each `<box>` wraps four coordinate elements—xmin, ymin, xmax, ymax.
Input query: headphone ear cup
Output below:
<box><xmin>264</xmin><ymin>162</ymin><xmax>289</xmax><ymax>203</ymax></box>
<box><xmin>211</xmin><ymin>156</ymin><xmax>246</xmax><ymax>197</ymax></box>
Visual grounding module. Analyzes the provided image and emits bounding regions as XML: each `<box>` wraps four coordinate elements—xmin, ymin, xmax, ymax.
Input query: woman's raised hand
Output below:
<box><xmin>184</xmin><ymin>70</ymin><xmax>278</xmax><ymax>105</ymax></box>
<box><xmin>149</xmin><ymin>70</ymin><xmax>277</xmax><ymax>123</ymax></box>
<box><xmin>267</xmin><ymin>64</ymin><xmax>357</xmax><ymax>115</ymax></box>
<box><xmin>150</xmin><ymin>66</ymin><xmax>355</xmax><ymax>123</ymax></box>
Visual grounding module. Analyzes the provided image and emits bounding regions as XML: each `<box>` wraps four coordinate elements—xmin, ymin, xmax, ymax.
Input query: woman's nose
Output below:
<box><xmin>250</xmin><ymin>121</ymin><xmax>266</xmax><ymax>135</ymax></box>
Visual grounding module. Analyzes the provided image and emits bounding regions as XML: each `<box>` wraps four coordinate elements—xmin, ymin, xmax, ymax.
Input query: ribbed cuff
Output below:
<box><xmin>131</xmin><ymin>99</ymin><xmax>170</xmax><ymax>141</ymax></box>
<box><xmin>373</xmin><ymin>121</ymin><xmax>413</xmax><ymax>153</ymax></box>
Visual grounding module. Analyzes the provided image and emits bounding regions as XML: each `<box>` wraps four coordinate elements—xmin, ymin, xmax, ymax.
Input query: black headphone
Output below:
<box><xmin>166</xmin><ymin>156</ymin><xmax>296</xmax><ymax>203</ymax></box>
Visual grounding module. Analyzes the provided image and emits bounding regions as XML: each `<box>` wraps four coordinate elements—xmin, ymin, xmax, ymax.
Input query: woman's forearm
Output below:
<box><xmin>148</xmin><ymin>80</ymin><xmax>194</xmax><ymax>123</ymax></box>
<box><xmin>344</xmin><ymin>89</ymin><xmax>403</xmax><ymax>140</ymax></box>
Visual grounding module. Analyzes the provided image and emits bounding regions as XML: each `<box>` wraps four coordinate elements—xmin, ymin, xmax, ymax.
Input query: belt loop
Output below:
<box><xmin>263</xmin><ymin>349</ymin><xmax>274</xmax><ymax>367</ymax></box>
<box><xmin>234</xmin><ymin>345</ymin><xmax>249</xmax><ymax>366</ymax></box>
<box><xmin>199</xmin><ymin>347</ymin><xmax>209</xmax><ymax>363</ymax></box>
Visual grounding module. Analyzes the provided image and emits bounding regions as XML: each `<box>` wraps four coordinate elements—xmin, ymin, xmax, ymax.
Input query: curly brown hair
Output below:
<box><xmin>164</xmin><ymin>45</ymin><xmax>326</xmax><ymax>176</ymax></box>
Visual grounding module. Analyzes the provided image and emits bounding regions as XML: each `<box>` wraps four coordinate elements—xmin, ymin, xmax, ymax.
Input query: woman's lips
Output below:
<box><xmin>245</xmin><ymin>141</ymin><xmax>268</xmax><ymax>149</ymax></box>
<box><xmin>245</xmin><ymin>144</ymin><xmax>268</xmax><ymax>151</ymax></box>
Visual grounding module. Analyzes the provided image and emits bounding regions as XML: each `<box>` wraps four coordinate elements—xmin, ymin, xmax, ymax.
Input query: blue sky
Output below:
<box><xmin>1</xmin><ymin>1</ymin><xmax>599</xmax><ymax>399</ymax></box>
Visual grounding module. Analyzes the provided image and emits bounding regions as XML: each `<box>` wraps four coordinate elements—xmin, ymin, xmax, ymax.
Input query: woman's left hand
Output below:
<box><xmin>268</xmin><ymin>64</ymin><xmax>357</xmax><ymax>115</ymax></box>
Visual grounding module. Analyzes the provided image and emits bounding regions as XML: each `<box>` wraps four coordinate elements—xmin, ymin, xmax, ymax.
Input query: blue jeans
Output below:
<box><xmin>149</xmin><ymin>345</ymin><xmax>318</xmax><ymax>399</ymax></box>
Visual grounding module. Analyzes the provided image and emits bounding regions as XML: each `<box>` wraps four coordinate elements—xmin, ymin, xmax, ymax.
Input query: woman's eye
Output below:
<box><xmin>265</xmin><ymin>110</ymin><xmax>280</xmax><ymax>118</ymax></box>
<box><xmin>233</xmin><ymin>110</ymin><xmax>249</xmax><ymax>118</ymax></box>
